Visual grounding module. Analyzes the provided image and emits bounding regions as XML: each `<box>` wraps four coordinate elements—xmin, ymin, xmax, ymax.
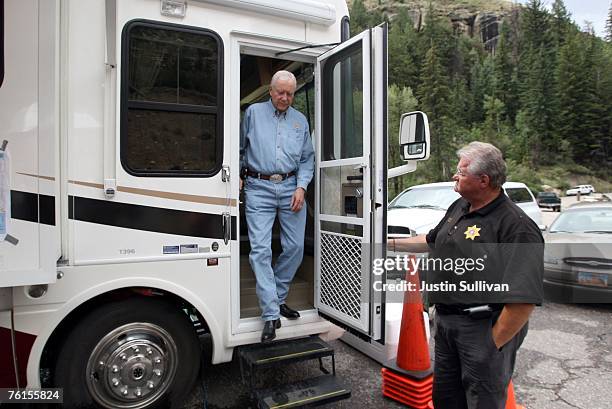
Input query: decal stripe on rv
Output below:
<box><xmin>68</xmin><ymin>195</ymin><xmax>237</xmax><ymax>240</ymax></box>
<box><xmin>10</xmin><ymin>190</ymin><xmax>55</xmax><ymax>225</ymax></box>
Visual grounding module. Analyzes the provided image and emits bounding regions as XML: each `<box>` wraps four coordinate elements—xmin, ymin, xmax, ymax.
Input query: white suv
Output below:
<box><xmin>566</xmin><ymin>185</ymin><xmax>595</xmax><ymax>196</ymax></box>
<box><xmin>388</xmin><ymin>181</ymin><xmax>544</xmax><ymax>236</ymax></box>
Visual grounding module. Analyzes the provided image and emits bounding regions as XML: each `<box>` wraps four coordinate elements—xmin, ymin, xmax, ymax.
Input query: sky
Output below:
<box><xmin>517</xmin><ymin>0</ymin><xmax>610</xmax><ymax>37</ymax></box>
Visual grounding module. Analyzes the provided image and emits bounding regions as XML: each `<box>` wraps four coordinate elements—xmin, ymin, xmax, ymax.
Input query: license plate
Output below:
<box><xmin>578</xmin><ymin>272</ymin><xmax>608</xmax><ymax>287</ymax></box>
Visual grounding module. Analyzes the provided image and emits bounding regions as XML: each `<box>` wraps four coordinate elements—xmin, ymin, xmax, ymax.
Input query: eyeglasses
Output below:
<box><xmin>455</xmin><ymin>167</ymin><xmax>469</xmax><ymax>177</ymax></box>
<box><xmin>455</xmin><ymin>167</ymin><xmax>483</xmax><ymax>178</ymax></box>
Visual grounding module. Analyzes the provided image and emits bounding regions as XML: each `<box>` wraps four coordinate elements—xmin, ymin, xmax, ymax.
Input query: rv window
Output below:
<box><xmin>121</xmin><ymin>21</ymin><xmax>223</xmax><ymax>176</ymax></box>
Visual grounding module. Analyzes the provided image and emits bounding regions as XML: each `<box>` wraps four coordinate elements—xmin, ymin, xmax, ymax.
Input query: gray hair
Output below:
<box><xmin>457</xmin><ymin>141</ymin><xmax>507</xmax><ymax>188</ymax></box>
<box><xmin>270</xmin><ymin>70</ymin><xmax>297</xmax><ymax>89</ymax></box>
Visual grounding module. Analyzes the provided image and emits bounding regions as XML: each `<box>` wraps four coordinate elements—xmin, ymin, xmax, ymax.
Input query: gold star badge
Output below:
<box><xmin>464</xmin><ymin>225</ymin><xmax>481</xmax><ymax>240</ymax></box>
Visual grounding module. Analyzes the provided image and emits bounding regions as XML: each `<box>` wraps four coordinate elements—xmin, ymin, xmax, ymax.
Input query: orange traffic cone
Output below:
<box><xmin>382</xmin><ymin>256</ymin><xmax>433</xmax><ymax>409</ymax></box>
<box><xmin>505</xmin><ymin>380</ymin><xmax>525</xmax><ymax>409</ymax></box>
<box><xmin>395</xmin><ymin>266</ymin><xmax>431</xmax><ymax>372</ymax></box>
<box><xmin>426</xmin><ymin>380</ymin><xmax>525</xmax><ymax>409</ymax></box>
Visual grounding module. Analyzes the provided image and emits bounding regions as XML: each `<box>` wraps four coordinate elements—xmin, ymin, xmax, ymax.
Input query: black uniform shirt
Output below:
<box><xmin>424</xmin><ymin>191</ymin><xmax>544</xmax><ymax>305</ymax></box>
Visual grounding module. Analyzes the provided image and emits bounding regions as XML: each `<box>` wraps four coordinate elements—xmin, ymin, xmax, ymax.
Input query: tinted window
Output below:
<box><xmin>121</xmin><ymin>21</ymin><xmax>223</xmax><ymax>176</ymax></box>
<box><xmin>505</xmin><ymin>187</ymin><xmax>533</xmax><ymax>204</ymax></box>
<box><xmin>321</xmin><ymin>43</ymin><xmax>363</xmax><ymax>161</ymax></box>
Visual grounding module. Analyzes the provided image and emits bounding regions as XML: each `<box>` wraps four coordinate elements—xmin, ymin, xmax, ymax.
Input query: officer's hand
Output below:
<box><xmin>291</xmin><ymin>188</ymin><xmax>306</xmax><ymax>212</ymax></box>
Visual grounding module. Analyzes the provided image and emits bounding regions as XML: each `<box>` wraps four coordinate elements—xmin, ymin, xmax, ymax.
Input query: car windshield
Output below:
<box><xmin>505</xmin><ymin>187</ymin><xmax>533</xmax><ymax>204</ymax></box>
<box><xmin>538</xmin><ymin>192</ymin><xmax>555</xmax><ymax>197</ymax></box>
<box><xmin>389</xmin><ymin>186</ymin><xmax>459</xmax><ymax>210</ymax></box>
<box><xmin>549</xmin><ymin>208</ymin><xmax>612</xmax><ymax>233</ymax></box>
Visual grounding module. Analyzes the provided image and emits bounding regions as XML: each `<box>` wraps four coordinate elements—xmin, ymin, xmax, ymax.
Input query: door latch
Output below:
<box><xmin>222</xmin><ymin>165</ymin><xmax>230</xmax><ymax>182</ymax></box>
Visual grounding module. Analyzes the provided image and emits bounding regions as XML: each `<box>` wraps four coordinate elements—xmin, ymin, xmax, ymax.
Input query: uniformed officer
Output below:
<box><xmin>389</xmin><ymin>141</ymin><xmax>543</xmax><ymax>408</ymax></box>
<box><xmin>240</xmin><ymin>70</ymin><xmax>314</xmax><ymax>343</ymax></box>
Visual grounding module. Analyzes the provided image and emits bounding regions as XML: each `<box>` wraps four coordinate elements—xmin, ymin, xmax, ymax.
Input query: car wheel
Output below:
<box><xmin>53</xmin><ymin>298</ymin><xmax>201</xmax><ymax>409</ymax></box>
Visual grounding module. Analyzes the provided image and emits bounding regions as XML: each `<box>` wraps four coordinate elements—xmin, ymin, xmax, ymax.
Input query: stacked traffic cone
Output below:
<box><xmin>381</xmin><ymin>256</ymin><xmax>433</xmax><ymax>408</ymax></box>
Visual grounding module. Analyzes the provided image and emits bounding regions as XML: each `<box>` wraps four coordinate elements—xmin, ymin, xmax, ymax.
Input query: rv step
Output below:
<box><xmin>238</xmin><ymin>335</ymin><xmax>334</xmax><ymax>371</ymax></box>
<box><xmin>256</xmin><ymin>375</ymin><xmax>351</xmax><ymax>409</ymax></box>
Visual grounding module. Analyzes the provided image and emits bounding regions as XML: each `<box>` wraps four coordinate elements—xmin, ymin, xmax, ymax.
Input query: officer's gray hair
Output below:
<box><xmin>270</xmin><ymin>70</ymin><xmax>297</xmax><ymax>89</ymax></box>
<box><xmin>457</xmin><ymin>141</ymin><xmax>507</xmax><ymax>188</ymax></box>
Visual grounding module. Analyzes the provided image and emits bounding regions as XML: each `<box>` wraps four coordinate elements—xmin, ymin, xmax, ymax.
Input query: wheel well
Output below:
<box><xmin>39</xmin><ymin>287</ymin><xmax>209</xmax><ymax>387</ymax></box>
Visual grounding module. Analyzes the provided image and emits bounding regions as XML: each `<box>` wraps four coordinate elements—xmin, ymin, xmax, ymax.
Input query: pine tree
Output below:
<box><xmin>555</xmin><ymin>32</ymin><xmax>583</xmax><ymax>159</ymax></box>
<box><xmin>349</xmin><ymin>0</ymin><xmax>369</xmax><ymax>35</ymax></box>
<box><xmin>579</xmin><ymin>32</ymin><xmax>608</xmax><ymax>165</ymax></box>
<box><xmin>550</xmin><ymin>0</ymin><xmax>572</xmax><ymax>48</ymax></box>
<box><xmin>418</xmin><ymin>45</ymin><xmax>453</xmax><ymax>180</ymax></box>
<box><xmin>388</xmin><ymin>9</ymin><xmax>420</xmax><ymax>89</ymax></box>
<box><xmin>518</xmin><ymin>0</ymin><xmax>556</xmax><ymax>167</ymax></box>
<box><xmin>469</xmin><ymin>54</ymin><xmax>495</xmax><ymax>124</ymax></box>
<box><xmin>494</xmin><ymin>16</ymin><xmax>520</xmax><ymax>124</ymax></box>
<box><xmin>606</xmin><ymin>2</ymin><xmax>612</xmax><ymax>42</ymax></box>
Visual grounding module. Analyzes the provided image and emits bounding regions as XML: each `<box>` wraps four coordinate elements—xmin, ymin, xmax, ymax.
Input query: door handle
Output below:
<box><xmin>222</xmin><ymin>212</ymin><xmax>231</xmax><ymax>245</ymax></box>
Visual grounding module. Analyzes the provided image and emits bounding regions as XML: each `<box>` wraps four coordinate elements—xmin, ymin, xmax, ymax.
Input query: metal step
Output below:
<box><xmin>256</xmin><ymin>375</ymin><xmax>351</xmax><ymax>409</ymax></box>
<box><xmin>238</xmin><ymin>335</ymin><xmax>334</xmax><ymax>371</ymax></box>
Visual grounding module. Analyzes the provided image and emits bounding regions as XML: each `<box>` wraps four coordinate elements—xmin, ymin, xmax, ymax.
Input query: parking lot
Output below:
<box><xmin>184</xmin><ymin>301</ymin><xmax>612</xmax><ymax>409</ymax></box>
<box><xmin>182</xmin><ymin>193</ymin><xmax>611</xmax><ymax>409</ymax></box>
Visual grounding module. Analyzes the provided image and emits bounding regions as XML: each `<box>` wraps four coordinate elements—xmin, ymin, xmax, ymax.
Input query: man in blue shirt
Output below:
<box><xmin>240</xmin><ymin>70</ymin><xmax>314</xmax><ymax>342</ymax></box>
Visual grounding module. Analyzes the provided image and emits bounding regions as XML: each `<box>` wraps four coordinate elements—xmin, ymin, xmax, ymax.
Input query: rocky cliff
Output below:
<box><xmin>349</xmin><ymin>0</ymin><xmax>517</xmax><ymax>52</ymax></box>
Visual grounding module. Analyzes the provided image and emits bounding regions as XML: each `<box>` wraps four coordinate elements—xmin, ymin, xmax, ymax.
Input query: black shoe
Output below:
<box><xmin>279</xmin><ymin>304</ymin><xmax>300</xmax><ymax>320</ymax></box>
<box><xmin>261</xmin><ymin>319</ymin><xmax>281</xmax><ymax>343</ymax></box>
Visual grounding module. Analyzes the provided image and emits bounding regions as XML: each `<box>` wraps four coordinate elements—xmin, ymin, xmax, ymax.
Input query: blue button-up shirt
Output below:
<box><xmin>240</xmin><ymin>100</ymin><xmax>314</xmax><ymax>191</ymax></box>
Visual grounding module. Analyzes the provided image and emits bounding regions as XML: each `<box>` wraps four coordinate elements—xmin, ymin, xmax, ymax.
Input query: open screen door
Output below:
<box><xmin>315</xmin><ymin>25</ymin><xmax>387</xmax><ymax>337</ymax></box>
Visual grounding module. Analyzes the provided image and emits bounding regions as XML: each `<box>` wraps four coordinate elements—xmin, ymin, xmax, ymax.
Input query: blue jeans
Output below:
<box><xmin>244</xmin><ymin>176</ymin><xmax>306</xmax><ymax>321</ymax></box>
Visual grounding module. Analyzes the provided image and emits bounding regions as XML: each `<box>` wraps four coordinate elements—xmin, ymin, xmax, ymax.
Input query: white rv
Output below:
<box><xmin>0</xmin><ymin>0</ymin><xmax>430</xmax><ymax>407</ymax></box>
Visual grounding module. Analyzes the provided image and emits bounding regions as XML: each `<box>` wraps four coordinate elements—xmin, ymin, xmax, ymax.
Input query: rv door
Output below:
<box><xmin>0</xmin><ymin>0</ymin><xmax>59</xmax><ymax>287</ymax></box>
<box><xmin>315</xmin><ymin>25</ymin><xmax>387</xmax><ymax>338</ymax></box>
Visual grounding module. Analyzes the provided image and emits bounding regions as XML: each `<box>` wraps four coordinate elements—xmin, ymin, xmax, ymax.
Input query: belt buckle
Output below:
<box><xmin>269</xmin><ymin>174</ymin><xmax>283</xmax><ymax>183</ymax></box>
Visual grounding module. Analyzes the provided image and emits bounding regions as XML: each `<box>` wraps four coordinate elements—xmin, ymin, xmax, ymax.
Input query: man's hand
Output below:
<box><xmin>240</xmin><ymin>178</ymin><xmax>243</xmax><ymax>191</ymax></box>
<box><xmin>492</xmin><ymin>303</ymin><xmax>535</xmax><ymax>349</ymax></box>
<box><xmin>390</xmin><ymin>235</ymin><xmax>430</xmax><ymax>253</ymax></box>
<box><xmin>291</xmin><ymin>187</ymin><xmax>306</xmax><ymax>212</ymax></box>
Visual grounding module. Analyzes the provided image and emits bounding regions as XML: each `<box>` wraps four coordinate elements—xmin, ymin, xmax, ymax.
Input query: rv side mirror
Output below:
<box><xmin>399</xmin><ymin>111</ymin><xmax>430</xmax><ymax>161</ymax></box>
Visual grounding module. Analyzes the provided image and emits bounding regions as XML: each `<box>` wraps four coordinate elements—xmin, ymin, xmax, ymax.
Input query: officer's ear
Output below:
<box><xmin>479</xmin><ymin>174</ymin><xmax>491</xmax><ymax>188</ymax></box>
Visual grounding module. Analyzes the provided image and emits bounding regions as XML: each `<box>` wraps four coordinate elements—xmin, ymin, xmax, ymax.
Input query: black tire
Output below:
<box><xmin>53</xmin><ymin>298</ymin><xmax>201</xmax><ymax>409</ymax></box>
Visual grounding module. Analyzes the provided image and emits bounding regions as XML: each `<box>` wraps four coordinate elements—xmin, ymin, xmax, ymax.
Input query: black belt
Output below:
<box><xmin>246</xmin><ymin>170</ymin><xmax>296</xmax><ymax>182</ymax></box>
<box><xmin>436</xmin><ymin>304</ymin><xmax>503</xmax><ymax>319</ymax></box>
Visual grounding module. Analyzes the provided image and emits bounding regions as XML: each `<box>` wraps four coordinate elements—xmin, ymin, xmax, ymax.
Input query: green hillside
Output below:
<box><xmin>349</xmin><ymin>0</ymin><xmax>612</xmax><ymax>197</ymax></box>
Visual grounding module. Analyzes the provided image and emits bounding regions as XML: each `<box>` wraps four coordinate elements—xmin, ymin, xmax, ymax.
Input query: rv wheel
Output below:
<box><xmin>53</xmin><ymin>298</ymin><xmax>201</xmax><ymax>409</ymax></box>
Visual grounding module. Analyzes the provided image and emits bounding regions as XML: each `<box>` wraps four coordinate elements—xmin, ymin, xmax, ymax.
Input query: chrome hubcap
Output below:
<box><xmin>86</xmin><ymin>323</ymin><xmax>178</xmax><ymax>409</ymax></box>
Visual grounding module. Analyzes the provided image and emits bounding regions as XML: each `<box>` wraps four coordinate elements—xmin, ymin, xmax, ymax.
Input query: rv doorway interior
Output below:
<box><xmin>239</xmin><ymin>54</ymin><xmax>315</xmax><ymax>319</ymax></box>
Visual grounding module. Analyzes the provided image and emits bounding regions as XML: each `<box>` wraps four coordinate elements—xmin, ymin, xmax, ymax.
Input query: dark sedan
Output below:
<box><xmin>537</xmin><ymin>191</ymin><xmax>561</xmax><ymax>212</ymax></box>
